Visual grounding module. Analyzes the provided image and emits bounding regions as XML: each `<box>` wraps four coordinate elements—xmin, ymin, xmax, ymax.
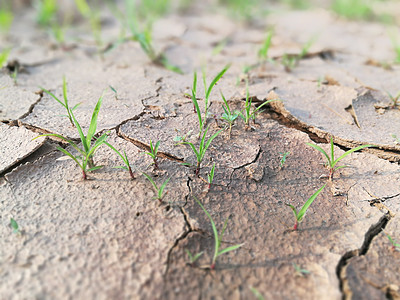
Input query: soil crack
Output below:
<box><xmin>336</xmin><ymin>211</ymin><xmax>393</xmax><ymax>300</ymax></box>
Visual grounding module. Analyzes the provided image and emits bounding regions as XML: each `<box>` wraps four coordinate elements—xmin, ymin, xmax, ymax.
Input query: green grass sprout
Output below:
<box><xmin>191</xmin><ymin>65</ymin><xmax>230</xmax><ymax>137</ymax></box>
<box><xmin>173</xmin><ymin>129</ymin><xmax>192</xmax><ymax>145</ymax></box>
<box><xmin>185</xmin><ymin>249</ymin><xmax>204</xmax><ymax>266</ymax></box>
<box><xmin>10</xmin><ymin>217</ymin><xmax>19</xmax><ymax>234</ymax></box>
<box><xmin>104</xmin><ymin>142</ymin><xmax>135</xmax><ymax>179</ymax></box>
<box><xmin>258</xmin><ymin>30</ymin><xmax>273</xmax><ymax>62</ymax></box>
<box><xmin>36</xmin><ymin>0</ymin><xmax>57</xmax><ymax>27</ymax></box>
<box><xmin>194</xmin><ymin>196</ymin><xmax>243</xmax><ymax>270</ymax></box>
<box><xmin>34</xmin><ymin>93</ymin><xmax>106</xmax><ymax>180</ymax></box>
<box><xmin>250</xmin><ymin>287</ymin><xmax>265</xmax><ymax>300</ymax></box>
<box><xmin>307</xmin><ymin>137</ymin><xmax>374</xmax><ymax>180</ymax></box>
<box><xmin>74</xmin><ymin>0</ymin><xmax>102</xmax><ymax>47</ymax></box>
<box><xmin>293</xmin><ymin>263</ymin><xmax>310</xmax><ymax>277</ymax></box>
<box><xmin>142</xmin><ymin>172</ymin><xmax>170</xmax><ymax>202</ymax></box>
<box><xmin>41</xmin><ymin>77</ymin><xmax>81</xmax><ymax>127</ymax></box>
<box><xmin>144</xmin><ymin>140</ymin><xmax>160</xmax><ymax>169</ymax></box>
<box><xmin>109</xmin><ymin>85</ymin><xmax>119</xmax><ymax>100</ymax></box>
<box><xmin>387</xmin><ymin>91</ymin><xmax>400</xmax><ymax>108</ymax></box>
<box><xmin>279</xmin><ymin>151</ymin><xmax>290</xmax><ymax>168</ymax></box>
<box><xmin>183</xmin><ymin>126</ymin><xmax>221</xmax><ymax>176</ymax></box>
<box><xmin>0</xmin><ymin>48</ymin><xmax>10</xmax><ymax>68</ymax></box>
<box><xmin>207</xmin><ymin>163</ymin><xmax>216</xmax><ymax>189</ymax></box>
<box><xmin>221</xmin><ymin>92</ymin><xmax>239</xmax><ymax>138</ymax></box>
<box><xmin>286</xmin><ymin>184</ymin><xmax>326</xmax><ymax>230</ymax></box>
<box><xmin>0</xmin><ymin>8</ymin><xmax>13</xmax><ymax>32</ymax></box>
<box><xmin>384</xmin><ymin>232</ymin><xmax>400</xmax><ymax>252</ymax></box>
<box><xmin>237</xmin><ymin>86</ymin><xmax>279</xmax><ymax>129</ymax></box>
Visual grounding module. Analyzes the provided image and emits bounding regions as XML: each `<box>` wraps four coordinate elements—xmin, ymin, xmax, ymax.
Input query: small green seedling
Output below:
<box><xmin>36</xmin><ymin>0</ymin><xmax>57</xmax><ymax>27</ymax></box>
<box><xmin>185</xmin><ymin>249</ymin><xmax>203</xmax><ymax>266</ymax></box>
<box><xmin>34</xmin><ymin>93</ymin><xmax>106</xmax><ymax>180</ymax></box>
<box><xmin>286</xmin><ymin>184</ymin><xmax>326</xmax><ymax>230</ymax></box>
<box><xmin>10</xmin><ymin>217</ymin><xmax>19</xmax><ymax>234</ymax></box>
<box><xmin>142</xmin><ymin>172</ymin><xmax>170</xmax><ymax>202</ymax></box>
<box><xmin>307</xmin><ymin>137</ymin><xmax>374</xmax><ymax>180</ymax></box>
<box><xmin>109</xmin><ymin>85</ymin><xmax>119</xmax><ymax>100</ymax></box>
<box><xmin>183</xmin><ymin>126</ymin><xmax>221</xmax><ymax>176</ymax></box>
<box><xmin>279</xmin><ymin>151</ymin><xmax>290</xmax><ymax>168</ymax></box>
<box><xmin>41</xmin><ymin>77</ymin><xmax>81</xmax><ymax>127</ymax></box>
<box><xmin>74</xmin><ymin>0</ymin><xmax>102</xmax><ymax>47</ymax></box>
<box><xmin>194</xmin><ymin>196</ymin><xmax>243</xmax><ymax>270</ymax></box>
<box><xmin>144</xmin><ymin>140</ymin><xmax>160</xmax><ymax>169</ymax></box>
<box><xmin>0</xmin><ymin>48</ymin><xmax>10</xmax><ymax>68</ymax></box>
<box><xmin>385</xmin><ymin>232</ymin><xmax>400</xmax><ymax>252</ymax></box>
<box><xmin>237</xmin><ymin>87</ymin><xmax>278</xmax><ymax>128</ymax></box>
<box><xmin>258</xmin><ymin>30</ymin><xmax>273</xmax><ymax>62</ymax></box>
<box><xmin>104</xmin><ymin>142</ymin><xmax>135</xmax><ymax>179</ymax></box>
<box><xmin>387</xmin><ymin>91</ymin><xmax>400</xmax><ymax>108</ymax></box>
<box><xmin>221</xmin><ymin>92</ymin><xmax>239</xmax><ymax>138</ymax></box>
<box><xmin>173</xmin><ymin>129</ymin><xmax>192</xmax><ymax>145</ymax></box>
<box><xmin>250</xmin><ymin>287</ymin><xmax>265</xmax><ymax>300</ymax></box>
<box><xmin>207</xmin><ymin>163</ymin><xmax>216</xmax><ymax>189</ymax></box>
<box><xmin>293</xmin><ymin>263</ymin><xmax>310</xmax><ymax>277</ymax></box>
<box><xmin>0</xmin><ymin>8</ymin><xmax>13</xmax><ymax>32</ymax></box>
<box><xmin>191</xmin><ymin>65</ymin><xmax>230</xmax><ymax>137</ymax></box>
<box><xmin>281</xmin><ymin>37</ymin><xmax>315</xmax><ymax>72</ymax></box>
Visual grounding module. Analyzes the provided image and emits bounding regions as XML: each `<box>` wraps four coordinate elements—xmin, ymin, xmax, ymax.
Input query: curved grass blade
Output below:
<box><xmin>332</xmin><ymin>144</ymin><xmax>374</xmax><ymax>168</ymax></box>
<box><xmin>297</xmin><ymin>184</ymin><xmax>326</xmax><ymax>222</ymax></box>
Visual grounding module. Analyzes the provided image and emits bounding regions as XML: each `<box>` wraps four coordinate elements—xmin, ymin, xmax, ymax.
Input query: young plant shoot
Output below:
<box><xmin>34</xmin><ymin>93</ymin><xmax>106</xmax><ymax>180</ymax></box>
<box><xmin>207</xmin><ymin>163</ymin><xmax>216</xmax><ymax>189</ymax></box>
<box><xmin>385</xmin><ymin>232</ymin><xmax>400</xmax><ymax>252</ymax></box>
<box><xmin>307</xmin><ymin>137</ymin><xmax>374</xmax><ymax>180</ymax></box>
<box><xmin>10</xmin><ymin>217</ymin><xmax>19</xmax><ymax>234</ymax></box>
<box><xmin>194</xmin><ymin>196</ymin><xmax>243</xmax><ymax>270</ymax></box>
<box><xmin>185</xmin><ymin>249</ymin><xmax>204</xmax><ymax>267</ymax></box>
<box><xmin>142</xmin><ymin>172</ymin><xmax>170</xmax><ymax>202</ymax></box>
<box><xmin>144</xmin><ymin>139</ymin><xmax>160</xmax><ymax>169</ymax></box>
<box><xmin>191</xmin><ymin>65</ymin><xmax>230</xmax><ymax>137</ymax></box>
<box><xmin>183</xmin><ymin>126</ymin><xmax>221</xmax><ymax>176</ymax></box>
<box><xmin>237</xmin><ymin>87</ymin><xmax>278</xmax><ymax>129</ymax></box>
<box><xmin>258</xmin><ymin>30</ymin><xmax>273</xmax><ymax>62</ymax></box>
<box><xmin>279</xmin><ymin>151</ymin><xmax>290</xmax><ymax>168</ymax></box>
<box><xmin>286</xmin><ymin>184</ymin><xmax>326</xmax><ymax>230</ymax></box>
<box><xmin>221</xmin><ymin>92</ymin><xmax>238</xmax><ymax>138</ymax></box>
<box><xmin>104</xmin><ymin>142</ymin><xmax>135</xmax><ymax>179</ymax></box>
<box><xmin>40</xmin><ymin>77</ymin><xmax>81</xmax><ymax>127</ymax></box>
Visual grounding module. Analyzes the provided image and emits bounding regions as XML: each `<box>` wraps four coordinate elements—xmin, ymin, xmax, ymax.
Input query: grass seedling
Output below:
<box><xmin>10</xmin><ymin>217</ymin><xmax>19</xmax><ymax>234</ymax></box>
<box><xmin>250</xmin><ymin>287</ymin><xmax>265</xmax><ymax>300</ymax></box>
<box><xmin>293</xmin><ymin>263</ymin><xmax>310</xmax><ymax>277</ymax></box>
<box><xmin>207</xmin><ymin>163</ymin><xmax>216</xmax><ymax>189</ymax></box>
<box><xmin>185</xmin><ymin>249</ymin><xmax>203</xmax><ymax>267</ymax></box>
<box><xmin>0</xmin><ymin>48</ymin><xmax>10</xmax><ymax>68</ymax></box>
<box><xmin>35</xmin><ymin>0</ymin><xmax>57</xmax><ymax>27</ymax></box>
<box><xmin>258</xmin><ymin>30</ymin><xmax>273</xmax><ymax>62</ymax></box>
<box><xmin>237</xmin><ymin>87</ymin><xmax>278</xmax><ymax>129</ymax></box>
<box><xmin>34</xmin><ymin>93</ymin><xmax>107</xmax><ymax>180</ymax></box>
<box><xmin>144</xmin><ymin>140</ymin><xmax>160</xmax><ymax>169</ymax></box>
<box><xmin>104</xmin><ymin>142</ymin><xmax>135</xmax><ymax>179</ymax></box>
<box><xmin>0</xmin><ymin>8</ymin><xmax>13</xmax><ymax>32</ymax></box>
<box><xmin>109</xmin><ymin>85</ymin><xmax>119</xmax><ymax>100</ymax></box>
<box><xmin>194</xmin><ymin>196</ymin><xmax>243</xmax><ymax>270</ymax></box>
<box><xmin>191</xmin><ymin>65</ymin><xmax>230</xmax><ymax>137</ymax></box>
<box><xmin>41</xmin><ymin>77</ymin><xmax>81</xmax><ymax>127</ymax></box>
<box><xmin>279</xmin><ymin>151</ymin><xmax>290</xmax><ymax>168</ymax></box>
<box><xmin>183</xmin><ymin>126</ymin><xmax>221</xmax><ymax>176</ymax></box>
<box><xmin>173</xmin><ymin>129</ymin><xmax>192</xmax><ymax>145</ymax></box>
<box><xmin>387</xmin><ymin>91</ymin><xmax>400</xmax><ymax>108</ymax></box>
<box><xmin>384</xmin><ymin>232</ymin><xmax>400</xmax><ymax>252</ymax></box>
<box><xmin>221</xmin><ymin>92</ymin><xmax>238</xmax><ymax>138</ymax></box>
<box><xmin>286</xmin><ymin>184</ymin><xmax>326</xmax><ymax>231</ymax></box>
<box><xmin>307</xmin><ymin>137</ymin><xmax>374</xmax><ymax>180</ymax></box>
<box><xmin>74</xmin><ymin>0</ymin><xmax>102</xmax><ymax>47</ymax></box>
<box><xmin>282</xmin><ymin>37</ymin><xmax>315</xmax><ymax>72</ymax></box>
<box><xmin>142</xmin><ymin>172</ymin><xmax>170</xmax><ymax>202</ymax></box>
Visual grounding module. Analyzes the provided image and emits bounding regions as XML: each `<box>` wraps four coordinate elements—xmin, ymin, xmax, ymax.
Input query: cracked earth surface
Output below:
<box><xmin>1</xmin><ymin>1</ymin><xmax>400</xmax><ymax>299</ymax></box>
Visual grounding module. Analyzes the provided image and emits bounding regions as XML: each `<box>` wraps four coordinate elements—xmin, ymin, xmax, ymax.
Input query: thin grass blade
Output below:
<box><xmin>56</xmin><ymin>146</ymin><xmax>83</xmax><ymax>169</ymax></box>
<box><xmin>306</xmin><ymin>143</ymin><xmax>331</xmax><ymax>166</ymax></box>
<box><xmin>297</xmin><ymin>184</ymin><xmax>326</xmax><ymax>222</ymax></box>
<box><xmin>217</xmin><ymin>243</ymin><xmax>244</xmax><ymax>256</ymax></box>
<box><xmin>333</xmin><ymin>144</ymin><xmax>374</xmax><ymax>168</ymax></box>
<box><xmin>205</xmin><ymin>64</ymin><xmax>230</xmax><ymax>100</ymax></box>
<box><xmin>86</xmin><ymin>92</ymin><xmax>105</xmax><ymax>146</ymax></box>
<box><xmin>142</xmin><ymin>172</ymin><xmax>159</xmax><ymax>192</ymax></box>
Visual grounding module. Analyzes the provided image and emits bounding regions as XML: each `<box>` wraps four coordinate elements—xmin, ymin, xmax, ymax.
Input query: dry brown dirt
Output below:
<box><xmin>1</xmin><ymin>1</ymin><xmax>400</xmax><ymax>299</ymax></box>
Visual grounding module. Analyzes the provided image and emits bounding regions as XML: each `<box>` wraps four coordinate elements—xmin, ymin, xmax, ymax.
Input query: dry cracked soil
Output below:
<box><xmin>1</xmin><ymin>1</ymin><xmax>400</xmax><ymax>299</ymax></box>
